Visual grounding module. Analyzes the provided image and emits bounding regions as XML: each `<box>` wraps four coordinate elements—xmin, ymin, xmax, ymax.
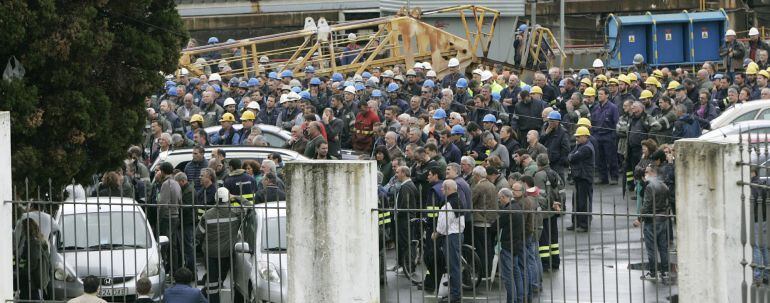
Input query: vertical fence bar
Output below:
<box><xmin>0</xmin><ymin>112</ymin><xmax>13</xmax><ymax>302</ymax></box>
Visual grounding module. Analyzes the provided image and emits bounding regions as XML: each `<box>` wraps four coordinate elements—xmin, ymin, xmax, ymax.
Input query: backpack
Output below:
<box><xmin>543</xmin><ymin>168</ymin><xmax>566</xmax><ymax>211</ymax></box>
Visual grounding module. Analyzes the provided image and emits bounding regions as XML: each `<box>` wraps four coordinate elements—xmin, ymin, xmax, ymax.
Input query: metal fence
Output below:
<box><xmin>8</xmin><ymin>167</ymin><xmax>679</xmax><ymax>303</ymax></box>
<box><xmin>739</xmin><ymin>133</ymin><xmax>770</xmax><ymax>303</ymax></box>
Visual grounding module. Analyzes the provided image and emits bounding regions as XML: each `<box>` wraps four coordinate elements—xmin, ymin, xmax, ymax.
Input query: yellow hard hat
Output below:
<box><xmin>608</xmin><ymin>78</ymin><xmax>619</xmax><ymax>85</ymax></box>
<box><xmin>580</xmin><ymin>77</ymin><xmax>593</xmax><ymax>87</ymax></box>
<box><xmin>220</xmin><ymin>113</ymin><xmax>236</xmax><ymax>123</ymax></box>
<box><xmin>574</xmin><ymin>126</ymin><xmax>591</xmax><ymax>137</ymax></box>
<box><xmin>667</xmin><ymin>80</ymin><xmax>681</xmax><ymax>90</ymax></box>
<box><xmin>577</xmin><ymin>117</ymin><xmax>592</xmax><ymax>128</ymax></box>
<box><xmin>759</xmin><ymin>70</ymin><xmax>770</xmax><ymax>79</ymax></box>
<box><xmin>627</xmin><ymin>73</ymin><xmax>638</xmax><ymax>82</ymax></box>
<box><xmin>748</xmin><ymin>62</ymin><xmax>760</xmax><ymax>75</ymax></box>
<box><xmin>766</xmin><ymin>67</ymin><xmax>770</xmax><ymax>73</ymax></box>
<box><xmin>640</xmin><ymin>89</ymin><xmax>653</xmax><ymax>99</ymax></box>
<box><xmin>530</xmin><ymin>85</ymin><xmax>543</xmax><ymax>95</ymax></box>
<box><xmin>595</xmin><ymin>75</ymin><xmax>608</xmax><ymax>82</ymax></box>
<box><xmin>190</xmin><ymin>114</ymin><xmax>204</xmax><ymax>123</ymax></box>
<box><xmin>644</xmin><ymin>76</ymin><xmax>661</xmax><ymax>88</ymax></box>
<box><xmin>583</xmin><ymin>87</ymin><xmax>596</xmax><ymax>97</ymax></box>
<box><xmin>241</xmin><ymin>111</ymin><xmax>256</xmax><ymax>121</ymax></box>
<box><xmin>652</xmin><ymin>69</ymin><xmax>663</xmax><ymax>79</ymax></box>
<box><xmin>617</xmin><ymin>74</ymin><xmax>630</xmax><ymax>85</ymax></box>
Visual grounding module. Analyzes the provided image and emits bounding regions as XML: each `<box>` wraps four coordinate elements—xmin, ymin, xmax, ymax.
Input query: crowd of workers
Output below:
<box><xmin>13</xmin><ymin>25</ymin><xmax>770</xmax><ymax>303</ymax></box>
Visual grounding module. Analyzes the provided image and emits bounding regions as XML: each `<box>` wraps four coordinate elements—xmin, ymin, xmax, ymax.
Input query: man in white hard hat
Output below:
<box><xmin>719</xmin><ymin>29</ymin><xmax>746</xmax><ymax>78</ymax></box>
<box><xmin>442</xmin><ymin>57</ymin><xmax>463</xmax><ymax>89</ymax></box>
<box><xmin>341</xmin><ymin>32</ymin><xmax>361</xmax><ymax>65</ymax></box>
<box><xmin>747</xmin><ymin>27</ymin><xmax>770</xmax><ymax>62</ymax></box>
<box><xmin>592</xmin><ymin>58</ymin><xmax>605</xmax><ymax>77</ymax></box>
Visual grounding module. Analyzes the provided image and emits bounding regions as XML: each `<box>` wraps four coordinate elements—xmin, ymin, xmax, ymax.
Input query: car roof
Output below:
<box><xmin>204</xmin><ymin>123</ymin><xmax>290</xmax><ymax>138</ymax></box>
<box><xmin>58</xmin><ymin>197</ymin><xmax>145</xmax><ymax>216</ymax></box>
<box><xmin>711</xmin><ymin>100</ymin><xmax>770</xmax><ymax>128</ymax></box>
<box><xmin>700</xmin><ymin>120</ymin><xmax>770</xmax><ymax>140</ymax></box>
<box><xmin>150</xmin><ymin>146</ymin><xmax>307</xmax><ymax>171</ymax></box>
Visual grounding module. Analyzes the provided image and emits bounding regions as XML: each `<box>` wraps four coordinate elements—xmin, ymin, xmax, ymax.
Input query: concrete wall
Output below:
<box><xmin>284</xmin><ymin>160</ymin><xmax>379</xmax><ymax>303</ymax></box>
<box><xmin>0</xmin><ymin>112</ymin><xmax>12</xmax><ymax>301</ymax></box>
<box><xmin>675</xmin><ymin>139</ymin><xmax>751</xmax><ymax>302</ymax></box>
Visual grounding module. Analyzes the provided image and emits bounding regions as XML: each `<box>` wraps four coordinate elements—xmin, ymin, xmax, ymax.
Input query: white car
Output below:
<box><xmin>232</xmin><ymin>201</ymin><xmax>287</xmax><ymax>303</ymax></box>
<box><xmin>699</xmin><ymin>120</ymin><xmax>770</xmax><ymax>143</ymax></box>
<box><xmin>708</xmin><ymin>100</ymin><xmax>770</xmax><ymax>132</ymax></box>
<box><xmin>51</xmin><ymin>197</ymin><xmax>167</xmax><ymax>301</ymax></box>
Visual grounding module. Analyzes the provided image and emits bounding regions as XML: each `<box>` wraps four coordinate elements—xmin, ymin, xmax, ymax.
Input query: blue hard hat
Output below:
<box><xmin>491</xmin><ymin>91</ymin><xmax>501</xmax><ymax>101</ymax></box>
<box><xmin>309</xmin><ymin>77</ymin><xmax>321</xmax><ymax>85</ymax></box>
<box><xmin>165</xmin><ymin>80</ymin><xmax>176</xmax><ymax>89</ymax></box>
<box><xmin>355</xmin><ymin>83</ymin><xmax>365</xmax><ymax>91</ymax></box>
<box><xmin>304</xmin><ymin>66</ymin><xmax>315</xmax><ymax>73</ymax></box>
<box><xmin>291</xmin><ymin>86</ymin><xmax>301</xmax><ymax>93</ymax></box>
<box><xmin>332</xmin><ymin>73</ymin><xmax>344</xmax><ymax>82</ymax></box>
<box><xmin>547</xmin><ymin>111</ymin><xmax>562</xmax><ymax>121</ymax></box>
<box><xmin>229</xmin><ymin>77</ymin><xmax>240</xmax><ymax>85</ymax></box>
<box><xmin>281</xmin><ymin>70</ymin><xmax>293</xmax><ymax>78</ymax></box>
<box><xmin>211</xmin><ymin>84</ymin><xmax>222</xmax><ymax>93</ymax></box>
<box><xmin>268</xmin><ymin>72</ymin><xmax>279</xmax><ymax>80</ymax></box>
<box><xmin>371</xmin><ymin>89</ymin><xmax>382</xmax><ymax>97</ymax></box>
<box><xmin>167</xmin><ymin>87</ymin><xmax>178</xmax><ymax>96</ymax></box>
<box><xmin>190</xmin><ymin>78</ymin><xmax>201</xmax><ymax>85</ymax></box>
<box><xmin>558</xmin><ymin>79</ymin><xmax>567</xmax><ymax>87</ymax></box>
<box><xmin>248</xmin><ymin>78</ymin><xmax>260</xmax><ymax>87</ymax></box>
<box><xmin>299</xmin><ymin>91</ymin><xmax>311</xmax><ymax>100</ymax></box>
<box><xmin>362</xmin><ymin>71</ymin><xmax>372</xmax><ymax>78</ymax></box>
<box><xmin>386</xmin><ymin>83</ymin><xmax>400</xmax><ymax>93</ymax></box>
<box><xmin>208</xmin><ymin>37</ymin><xmax>219</xmax><ymax>44</ymax></box>
<box><xmin>456</xmin><ymin>78</ymin><xmax>468</xmax><ymax>88</ymax></box>
<box><xmin>517</xmin><ymin>24</ymin><xmax>528</xmax><ymax>33</ymax></box>
<box><xmin>482</xmin><ymin>114</ymin><xmax>497</xmax><ymax>123</ymax></box>
<box><xmin>451</xmin><ymin>125</ymin><xmax>466</xmax><ymax>135</ymax></box>
<box><xmin>522</xmin><ymin>84</ymin><xmax>531</xmax><ymax>92</ymax></box>
<box><xmin>342</xmin><ymin>81</ymin><xmax>353</xmax><ymax>88</ymax></box>
<box><xmin>238</xmin><ymin>81</ymin><xmax>249</xmax><ymax>88</ymax></box>
<box><xmin>578</xmin><ymin>69</ymin><xmax>590</xmax><ymax>78</ymax></box>
<box><xmin>423</xmin><ymin>79</ymin><xmax>435</xmax><ymax>88</ymax></box>
<box><xmin>201</xmin><ymin>83</ymin><xmax>210</xmax><ymax>91</ymax></box>
<box><xmin>432</xmin><ymin>109</ymin><xmax>447</xmax><ymax>119</ymax></box>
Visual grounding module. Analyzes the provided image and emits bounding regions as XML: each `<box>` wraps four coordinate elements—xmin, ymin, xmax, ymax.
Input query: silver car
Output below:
<box><xmin>52</xmin><ymin>197</ymin><xmax>167</xmax><ymax>301</ymax></box>
<box><xmin>232</xmin><ymin>201</ymin><xmax>287</xmax><ymax>303</ymax></box>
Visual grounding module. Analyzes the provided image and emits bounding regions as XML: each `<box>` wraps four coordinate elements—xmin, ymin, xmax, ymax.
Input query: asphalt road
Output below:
<box><xmin>379</xmin><ymin>183</ymin><xmax>679</xmax><ymax>303</ymax></box>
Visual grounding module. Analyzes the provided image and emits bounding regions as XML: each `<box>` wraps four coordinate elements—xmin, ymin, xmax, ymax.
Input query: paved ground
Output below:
<box><xmin>380</xmin><ymin>183</ymin><xmax>679</xmax><ymax>303</ymax></box>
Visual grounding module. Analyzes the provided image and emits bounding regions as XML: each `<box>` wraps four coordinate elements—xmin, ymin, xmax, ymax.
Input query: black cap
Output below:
<box><xmin>486</xmin><ymin>166</ymin><xmax>500</xmax><ymax>175</ymax></box>
<box><xmin>650</xmin><ymin>149</ymin><xmax>667</xmax><ymax>162</ymax></box>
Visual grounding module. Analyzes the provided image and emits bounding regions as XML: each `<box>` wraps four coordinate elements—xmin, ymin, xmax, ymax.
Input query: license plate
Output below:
<box><xmin>99</xmin><ymin>287</ymin><xmax>127</xmax><ymax>297</ymax></box>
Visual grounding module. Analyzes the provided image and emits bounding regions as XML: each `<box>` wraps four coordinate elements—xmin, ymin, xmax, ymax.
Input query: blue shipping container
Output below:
<box><xmin>655</xmin><ymin>23</ymin><xmax>685</xmax><ymax>64</ymax></box>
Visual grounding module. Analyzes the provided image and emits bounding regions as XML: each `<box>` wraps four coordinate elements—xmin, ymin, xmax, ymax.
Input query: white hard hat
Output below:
<box><xmin>414</xmin><ymin>62</ymin><xmax>424</xmax><ymax>69</ymax></box>
<box><xmin>472</xmin><ymin>69</ymin><xmax>483</xmax><ymax>75</ymax></box>
<box><xmin>287</xmin><ymin>91</ymin><xmax>301</xmax><ymax>101</ymax></box>
<box><xmin>353</xmin><ymin>74</ymin><xmax>364</xmax><ymax>82</ymax></box>
<box><xmin>246</xmin><ymin>101</ymin><xmax>261</xmax><ymax>111</ymax></box>
<box><xmin>422</xmin><ymin>62</ymin><xmax>432</xmax><ymax>70</ymax></box>
<box><xmin>217</xmin><ymin>187</ymin><xmax>230</xmax><ymax>203</ymax></box>
<box><xmin>279</xmin><ymin>93</ymin><xmax>290</xmax><ymax>104</ymax></box>
<box><xmin>180</xmin><ymin>68</ymin><xmax>189</xmax><ymax>76</ymax></box>
<box><xmin>480</xmin><ymin>70</ymin><xmax>493</xmax><ymax>82</ymax></box>
<box><xmin>344</xmin><ymin>86</ymin><xmax>356</xmax><ymax>94</ymax></box>
<box><xmin>426</xmin><ymin>70</ymin><xmax>437</xmax><ymax>77</ymax></box>
<box><xmin>406</xmin><ymin>69</ymin><xmax>417</xmax><ymax>76</ymax></box>
<box><xmin>223</xmin><ymin>98</ymin><xmax>237</xmax><ymax>107</ymax></box>
<box><xmin>369</xmin><ymin>76</ymin><xmax>380</xmax><ymax>83</ymax></box>
<box><xmin>209</xmin><ymin>73</ymin><xmax>222</xmax><ymax>82</ymax></box>
<box><xmin>259</xmin><ymin>56</ymin><xmax>270</xmax><ymax>63</ymax></box>
<box><xmin>217</xmin><ymin>59</ymin><xmax>228</xmax><ymax>68</ymax></box>
<box><xmin>592</xmin><ymin>58</ymin><xmax>604</xmax><ymax>68</ymax></box>
<box><xmin>348</xmin><ymin>33</ymin><xmax>357</xmax><ymax>41</ymax></box>
<box><xmin>726</xmin><ymin>29</ymin><xmax>737</xmax><ymax>36</ymax></box>
<box><xmin>448</xmin><ymin>58</ymin><xmax>460</xmax><ymax>67</ymax></box>
<box><xmin>289</xmin><ymin>79</ymin><xmax>302</xmax><ymax>88</ymax></box>
<box><xmin>750</xmin><ymin>27</ymin><xmax>760</xmax><ymax>36</ymax></box>
<box><xmin>382</xmin><ymin>70</ymin><xmax>394</xmax><ymax>78</ymax></box>
<box><xmin>296</xmin><ymin>57</ymin><xmax>304</xmax><ymax>62</ymax></box>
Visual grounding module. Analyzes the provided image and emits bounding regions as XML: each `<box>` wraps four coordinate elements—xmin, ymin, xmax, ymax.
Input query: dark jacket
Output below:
<box><xmin>568</xmin><ymin>140</ymin><xmax>595</xmax><ymax>181</ymax></box>
<box><xmin>672</xmin><ymin>114</ymin><xmax>701</xmax><ymax>139</ymax></box>
<box><xmin>640</xmin><ymin>176</ymin><xmax>669</xmax><ymax>223</ymax></box>
<box><xmin>254</xmin><ymin>185</ymin><xmax>286</xmax><ymax>203</ymax></box>
<box><xmin>180</xmin><ymin>182</ymin><xmax>196</xmax><ymax>226</ymax></box>
<box><xmin>441</xmin><ymin>142</ymin><xmax>462</xmax><ymax>165</ymax></box>
<box><xmin>185</xmin><ymin>159</ymin><xmax>209</xmax><ymax>190</ymax></box>
<box><xmin>590</xmin><ymin>100</ymin><xmax>620</xmax><ymax>138</ymax></box>
<box><xmin>540</xmin><ymin>125</ymin><xmax>570</xmax><ymax>170</ymax></box>
<box><xmin>223</xmin><ymin>169</ymin><xmax>257</xmax><ymax>199</ymax></box>
<box><xmin>628</xmin><ymin>112</ymin><xmax>652</xmax><ymax>148</ymax></box>
<box><xmin>259</xmin><ymin>108</ymin><xmax>280</xmax><ymax>127</ymax></box>
<box><xmin>513</xmin><ymin>99</ymin><xmax>547</xmax><ymax>132</ymax></box>
<box><xmin>395</xmin><ymin>179</ymin><xmax>419</xmax><ymax>211</ymax></box>
<box><xmin>497</xmin><ymin>199</ymin><xmax>525</xmax><ymax>255</ymax></box>
<box><xmin>163</xmin><ymin>284</ymin><xmax>208</xmax><ymax>303</ymax></box>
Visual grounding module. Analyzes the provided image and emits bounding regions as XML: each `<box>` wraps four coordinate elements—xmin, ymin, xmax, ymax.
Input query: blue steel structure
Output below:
<box><xmin>605</xmin><ymin>10</ymin><xmax>729</xmax><ymax>69</ymax></box>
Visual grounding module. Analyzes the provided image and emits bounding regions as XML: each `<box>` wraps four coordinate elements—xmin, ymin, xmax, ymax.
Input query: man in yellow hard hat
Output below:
<box><xmin>746</xmin><ymin>62</ymin><xmax>759</xmax><ymax>87</ymax></box>
<box><xmin>186</xmin><ymin>114</ymin><xmax>204</xmax><ymax>140</ymax></box>
<box><xmin>752</xmin><ymin>69</ymin><xmax>770</xmax><ymax>100</ymax></box>
<box><xmin>627</xmin><ymin>73</ymin><xmax>643</xmax><ymax>99</ymax></box>
<box><xmin>238</xmin><ymin>111</ymin><xmax>257</xmax><ymax>145</ymax></box>
<box><xmin>614</xmin><ymin>74</ymin><xmax>635</xmax><ymax>105</ymax></box>
<box><xmin>638</xmin><ymin>90</ymin><xmax>660</xmax><ymax>116</ymax></box>
<box><xmin>567</xmin><ymin>126</ymin><xmax>595</xmax><ymax>232</ymax></box>
<box><xmin>666</xmin><ymin>80</ymin><xmax>681</xmax><ymax>98</ymax></box>
<box><xmin>211</xmin><ymin>113</ymin><xmax>240</xmax><ymax>145</ymax></box>
<box><xmin>583</xmin><ymin>87</ymin><xmax>597</xmax><ymax>111</ymax></box>
<box><xmin>643</xmin><ymin>76</ymin><xmax>661</xmax><ymax>105</ymax></box>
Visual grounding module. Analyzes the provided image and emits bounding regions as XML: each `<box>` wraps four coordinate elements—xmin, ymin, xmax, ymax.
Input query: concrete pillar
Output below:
<box><xmin>0</xmin><ymin>112</ymin><xmax>12</xmax><ymax>301</ymax></box>
<box><xmin>675</xmin><ymin>138</ymin><xmax>751</xmax><ymax>302</ymax></box>
<box><xmin>285</xmin><ymin>160</ymin><xmax>379</xmax><ymax>303</ymax></box>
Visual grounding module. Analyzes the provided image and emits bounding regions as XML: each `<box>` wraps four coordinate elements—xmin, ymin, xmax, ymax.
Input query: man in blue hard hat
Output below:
<box><xmin>428</xmin><ymin>108</ymin><xmax>449</xmax><ymax>142</ymax></box>
<box><xmin>449</xmin><ymin>125</ymin><xmax>468</xmax><ymax>155</ymax></box>
<box><xmin>540</xmin><ymin>111</ymin><xmax>571</xmax><ymax>179</ymax></box>
<box><xmin>280</xmin><ymin>70</ymin><xmax>293</xmax><ymax>85</ymax></box>
<box><xmin>453</xmin><ymin>78</ymin><xmax>471</xmax><ymax>113</ymax></box>
<box><xmin>385</xmin><ymin>83</ymin><xmax>409</xmax><ymax>113</ymax></box>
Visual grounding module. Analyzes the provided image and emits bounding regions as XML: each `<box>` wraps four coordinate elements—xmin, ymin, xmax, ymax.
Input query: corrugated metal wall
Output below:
<box><xmin>379</xmin><ymin>0</ymin><xmax>525</xmax><ymax>17</ymax></box>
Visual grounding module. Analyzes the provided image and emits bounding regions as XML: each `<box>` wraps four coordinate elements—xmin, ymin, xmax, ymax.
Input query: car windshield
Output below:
<box><xmin>58</xmin><ymin>211</ymin><xmax>151</xmax><ymax>250</ymax></box>
<box><xmin>261</xmin><ymin>216</ymin><xmax>287</xmax><ymax>252</ymax></box>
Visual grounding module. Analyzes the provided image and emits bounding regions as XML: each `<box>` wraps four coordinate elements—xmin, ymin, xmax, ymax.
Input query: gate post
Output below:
<box><xmin>675</xmin><ymin>138</ymin><xmax>751</xmax><ymax>302</ymax></box>
<box><xmin>284</xmin><ymin>160</ymin><xmax>379</xmax><ymax>303</ymax></box>
<box><xmin>0</xmin><ymin>112</ymin><xmax>13</xmax><ymax>301</ymax></box>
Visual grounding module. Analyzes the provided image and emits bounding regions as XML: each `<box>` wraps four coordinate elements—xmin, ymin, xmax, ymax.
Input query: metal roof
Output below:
<box><xmin>177</xmin><ymin>0</ymin><xmax>377</xmax><ymax>16</ymax></box>
<box><xmin>379</xmin><ymin>0</ymin><xmax>525</xmax><ymax>17</ymax></box>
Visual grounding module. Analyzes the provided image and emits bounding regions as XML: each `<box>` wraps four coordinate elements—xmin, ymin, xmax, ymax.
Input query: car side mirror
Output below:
<box><xmin>234</xmin><ymin>242</ymin><xmax>252</xmax><ymax>253</ymax></box>
<box><xmin>159</xmin><ymin>236</ymin><xmax>169</xmax><ymax>246</ymax></box>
